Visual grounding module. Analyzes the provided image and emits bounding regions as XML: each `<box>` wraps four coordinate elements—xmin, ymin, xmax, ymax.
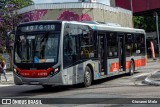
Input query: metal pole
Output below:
<box><xmin>154</xmin><ymin>11</ymin><xmax>160</xmax><ymax>60</ymax></box>
<box><xmin>130</xmin><ymin>0</ymin><xmax>134</xmax><ymax>28</ymax></box>
<box><xmin>130</xmin><ymin>0</ymin><xmax>133</xmax><ymax>12</ymax></box>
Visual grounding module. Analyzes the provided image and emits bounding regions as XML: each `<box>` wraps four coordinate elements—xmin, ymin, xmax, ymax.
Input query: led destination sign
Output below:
<box><xmin>20</xmin><ymin>24</ymin><xmax>58</xmax><ymax>32</ymax></box>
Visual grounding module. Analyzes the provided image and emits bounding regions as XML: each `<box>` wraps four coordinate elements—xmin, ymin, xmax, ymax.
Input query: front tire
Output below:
<box><xmin>84</xmin><ymin>66</ymin><xmax>92</xmax><ymax>87</ymax></box>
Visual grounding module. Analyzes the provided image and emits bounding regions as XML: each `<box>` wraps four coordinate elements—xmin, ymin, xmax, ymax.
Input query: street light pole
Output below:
<box><xmin>130</xmin><ymin>0</ymin><xmax>133</xmax><ymax>12</ymax></box>
<box><xmin>154</xmin><ymin>11</ymin><xmax>160</xmax><ymax>60</ymax></box>
<box><xmin>129</xmin><ymin>0</ymin><xmax>134</xmax><ymax>28</ymax></box>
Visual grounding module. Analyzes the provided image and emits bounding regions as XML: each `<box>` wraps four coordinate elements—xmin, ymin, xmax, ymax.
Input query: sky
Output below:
<box><xmin>32</xmin><ymin>0</ymin><xmax>110</xmax><ymax>5</ymax></box>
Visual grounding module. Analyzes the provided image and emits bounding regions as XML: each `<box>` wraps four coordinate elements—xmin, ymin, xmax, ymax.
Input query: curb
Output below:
<box><xmin>133</xmin><ymin>73</ymin><xmax>150</xmax><ymax>85</ymax></box>
<box><xmin>0</xmin><ymin>80</ymin><xmax>14</xmax><ymax>85</ymax></box>
<box><xmin>147</xmin><ymin>57</ymin><xmax>160</xmax><ymax>62</ymax></box>
<box><xmin>0</xmin><ymin>82</ymin><xmax>14</xmax><ymax>84</ymax></box>
<box><xmin>142</xmin><ymin>70</ymin><xmax>160</xmax><ymax>86</ymax></box>
<box><xmin>142</xmin><ymin>79</ymin><xmax>160</xmax><ymax>86</ymax></box>
<box><xmin>147</xmin><ymin>60</ymin><xmax>160</xmax><ymax>63</ymax></box>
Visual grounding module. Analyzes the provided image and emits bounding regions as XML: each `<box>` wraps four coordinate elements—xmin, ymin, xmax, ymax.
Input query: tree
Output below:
<box><xmin>9</xmin><ymin>0</ymin><xmax>33</xmax><ymax>9</ymax></box>
<box><xmin>133</xmin><ymin>16</ymin><xmax>159</xmax><ymax>32</ymax></box>
<box><xmin>0</xmin><ymin>0</ymin><xmax>33</xmax><ymax>53</ymax></box>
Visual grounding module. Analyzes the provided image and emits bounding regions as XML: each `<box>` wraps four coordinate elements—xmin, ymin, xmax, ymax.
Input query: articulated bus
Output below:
<box><xmin>13</xmin><ymin>21</ymin><xmax>146</xmax><ymax>88</ymax></box>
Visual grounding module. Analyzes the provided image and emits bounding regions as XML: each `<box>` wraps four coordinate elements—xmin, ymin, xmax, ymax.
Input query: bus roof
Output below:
<box><xmin>18</xmin><ymin>20</ymin><xmax>145</xmax><ymax>34</ymax></box>
<box><xmin>64</xmin><ymin>21</ymin><xmax>145</xmax><ymax>34</ymax></box>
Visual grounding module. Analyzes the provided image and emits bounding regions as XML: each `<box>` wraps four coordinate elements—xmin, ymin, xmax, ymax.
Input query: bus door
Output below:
<box><xmin>98</xmin><ymin>32</ymin><xmax>107</xmax><ymax>75</ymax></box>
<box><xmin>118</xmin><ymin>34</ymin><xmax>126</xmax><ymax>71</ymax></box>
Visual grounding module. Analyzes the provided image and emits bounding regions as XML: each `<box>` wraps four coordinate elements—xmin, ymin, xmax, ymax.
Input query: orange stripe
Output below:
<box><xmin>126</xmin><ymin>61</ymin><xmax>130</xmax><ymax>69</ymax></box>
<box><xmin>109</xmin><ymin>58</ymin><xmax>146</xmax><ymax>72</ymax></box>
<box><xmin>110</xmin><ymin>62</ymin><xmax>119</xmax><ymax>72</ymax></box>
<box><xmin>135</xmin><ymin>58</ymin><xmax>146</xmax><ymax>67</ymax></box>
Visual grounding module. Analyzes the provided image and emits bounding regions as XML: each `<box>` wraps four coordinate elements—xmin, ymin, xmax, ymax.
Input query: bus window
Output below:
<box><xmin>132</xmin><ymin>34</ymin><xmax>145</xmax><ymax>56</ymax></box>
<box><xmin>125</xmin><ymin>33</ymin><xmax>133</xmax><ymax>57</ymax></box>
<box><xmin>80</xmin><ymin>29</ymin><xmax>94</xmax><ymax>59</ymax></box>
<box><xmin>63</xmin><ymin>35</ymin><xmax>79</xmax><ymax>68</ymax></box>
<box><xmin>125</xmin><ymin>33</ymin><xmax>145</xmax><ymax>56</ymax></box>
<box><xmin>63</xmin><ymin>24</ymin><xmax>80</xmax><ymax>68</ymax></box>
<box><xmin>107</xmin><ymin>33</ymin><xmax>118</xmax><ymax>58</ymax></box>
<box><xmin>138</xmin><ymin>34</ymin><xmax>146</xmax><ymax>55</ymax></box>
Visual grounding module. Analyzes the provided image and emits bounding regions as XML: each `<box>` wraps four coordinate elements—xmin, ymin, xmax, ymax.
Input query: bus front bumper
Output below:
<box><xmin>13</xmin><ymin>72</ymin><xmax>63</xmax><ymax>85</ymax></box>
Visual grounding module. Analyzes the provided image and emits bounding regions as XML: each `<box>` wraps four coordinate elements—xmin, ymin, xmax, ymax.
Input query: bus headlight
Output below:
<box><xmin>13</xmin><ymin>68</ymin><xmax>16</xmax><ymax>72</ymax></box>
<box><xmin>14</xmin><ymin>68</ymin><xmax>20</xmax><ymax>76</ymax></box>
<box><xmin>49</xmin><ymin>66</ymin><xmax>60</xmax><ymax>77</ymax></box>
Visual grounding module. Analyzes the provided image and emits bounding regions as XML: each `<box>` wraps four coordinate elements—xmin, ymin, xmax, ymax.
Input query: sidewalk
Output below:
<box><xmin>0</xmin><ymin>71</ymin><xmax>14</xmax><ymax>85</ymax></box>
<box><xmin>147</xmin><ymin>57</ymin><xmax>160</xmax><ymax>63</ymax></box>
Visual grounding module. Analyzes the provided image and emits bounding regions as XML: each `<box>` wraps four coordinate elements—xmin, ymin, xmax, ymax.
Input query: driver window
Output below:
<box><xmin>63</xmin><ymin>24</ymin><xmax>80</xmax><ymax>68</ymax></box>
<box><xmin>64</xmin><ymin>35</ymin><xmax>74</xmax><ymax>55</ymax></box>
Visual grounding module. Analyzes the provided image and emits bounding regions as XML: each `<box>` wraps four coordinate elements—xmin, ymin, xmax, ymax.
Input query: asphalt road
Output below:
<box><xmin>0</xmin><ymin>61</ymin><xmax>160</xmax><ymax>107</ymax></box>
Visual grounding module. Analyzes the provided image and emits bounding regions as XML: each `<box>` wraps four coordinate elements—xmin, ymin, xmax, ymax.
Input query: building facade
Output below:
<box><xmin>17</xmin><ymin>2</ymin><xmax>133</xmax><ymax>27</ymax></box>
<box><xmin>115</xmin><ymin>0</ymin><xmax>160</xmax><ymax>14</ymax></box>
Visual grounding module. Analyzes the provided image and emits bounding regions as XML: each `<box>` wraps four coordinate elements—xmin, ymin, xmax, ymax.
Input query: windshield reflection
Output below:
<box><xmin>14</xmin><ymin>33</ymin><xmax>59</xmax><ymax>63</ymax></box>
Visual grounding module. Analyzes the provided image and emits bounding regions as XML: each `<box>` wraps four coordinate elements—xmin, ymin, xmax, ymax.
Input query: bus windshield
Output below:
<box><xmin>14</xmin><ymin>33</ymin><xmax>59</xmax><ymax>63</ymax></box>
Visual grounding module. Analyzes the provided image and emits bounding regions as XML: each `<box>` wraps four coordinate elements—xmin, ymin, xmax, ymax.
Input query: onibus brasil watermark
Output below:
<box><xmin>1</xmin><ymin>98</ymin><xmax>159</xmax><ymax>104</ymax></box>
<box><xmin>2</xmin><ymin>99</ymin><xmax>42</xmax><ymax>105</ymax></box>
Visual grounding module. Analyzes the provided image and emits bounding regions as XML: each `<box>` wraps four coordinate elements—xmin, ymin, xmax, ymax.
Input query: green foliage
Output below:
<box><xmin>133</xmin><ymin>16</ymin><xmax>159</xmax><ymax>32</ymax></box>
<box><xmin>0</xmin><ymin>0</ymin><xmax>33</xmax><ymax>53</ymax></box>
<box><xmin>0</xmin><ymin>54</ymin><xmax>6</xmax><ymax>62</ymax></box>
<box><xmin>9</xmin><ymin>0</ymin><xmax>33</xmax><ymax>9</ymax></box>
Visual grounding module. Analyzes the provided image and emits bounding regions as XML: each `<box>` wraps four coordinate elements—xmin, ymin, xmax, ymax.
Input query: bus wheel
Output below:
<box><xmin>128</xmin><ymin>60</ymin><xmax>135</xmax><ymax>76</ymax></box>
<box><xmin>42</xmin><ymin>85</ymin><xmax>52</xmax><ymax>89</ymax></box>
<box><xmin>84</xmin><ymin>66</ymin><xmax>92</xmax><ymax>87</ymax></box>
